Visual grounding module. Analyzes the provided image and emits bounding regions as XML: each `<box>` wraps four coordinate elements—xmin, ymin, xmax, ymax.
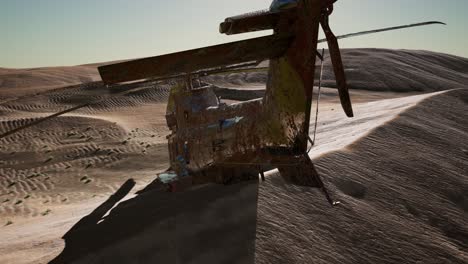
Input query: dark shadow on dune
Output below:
<box><xmin>50</xmin><ymin>178</ymin><xmax>259</xmax><ymax>264</ymax></box>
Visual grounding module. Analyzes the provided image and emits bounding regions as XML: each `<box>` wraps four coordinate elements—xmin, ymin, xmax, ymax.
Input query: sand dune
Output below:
<box><xmin>0</xmin><ymin>49</ymin><xmax>467</xmax><ymax>264</ymax></box>
<box><xmin>322</xmin><ymin>49</ymin><xmax>468</xmax><ymax>92</ymax></box>
<box><xmin>257</xmin><ymin>88</ymin><xmax>468</xmax><ymax>264</ymax></box>
<box><xmin>203</xmin><ymin>49</ymin><xmax>468</xmax><ymax>93</ymax></box>
<box><xmin>0</xmin><ymin>66</ymin><xmax>100</xmax><ymax>100</ymax></box>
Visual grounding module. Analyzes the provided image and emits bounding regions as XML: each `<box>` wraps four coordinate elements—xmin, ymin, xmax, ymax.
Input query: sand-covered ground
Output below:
<box><xmin>0</xmin><ymin>49</ymin><xmax>467</xmax><ymax>263</ymax></box>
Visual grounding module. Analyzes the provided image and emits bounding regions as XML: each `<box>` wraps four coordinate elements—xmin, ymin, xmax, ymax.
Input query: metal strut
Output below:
<box><xmin>308</xmin><ymin>48</ymin><xmax>325</xmax><ymax>154</ymax></box>
<box><xmin>306</xmin><ymin>49</ymin><xmax>340</xmax><ymax>207</ymax></box>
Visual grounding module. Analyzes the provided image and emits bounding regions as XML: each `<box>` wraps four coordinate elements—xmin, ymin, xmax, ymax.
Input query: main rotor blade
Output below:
<box><xmin>99</xmin><ymin>34</ymin><xmax>293</xmax><ymax>85</ymax></box>
<box><xmin>318</xmin><ymin>21</ymin><xmax>446</xmax><ymax>43</ymax></box>
<box><xmin>320</xmin><ymin>17</ymin><xmax>354</xmax><ymax>118</ymax></box>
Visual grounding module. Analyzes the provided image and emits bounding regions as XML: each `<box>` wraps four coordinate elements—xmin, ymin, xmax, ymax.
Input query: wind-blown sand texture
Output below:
<box><xmin>0</xmin><ymin>49</ymin><xmax>467</xmax><ymax>264</ymax></box>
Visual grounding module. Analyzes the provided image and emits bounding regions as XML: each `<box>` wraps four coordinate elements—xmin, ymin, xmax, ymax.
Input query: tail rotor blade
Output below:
<box><xmin>320</xmin><ymin>15</ymin><xmax>354</xmax><ymax>118</ymax></box>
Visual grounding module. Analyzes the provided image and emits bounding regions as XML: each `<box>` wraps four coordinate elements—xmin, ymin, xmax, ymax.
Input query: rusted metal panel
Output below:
<box><xmin>262</xmin><ymin>0</ymin><xmax>323</xmax><ymax>153</ymax></box>
<box><xmin>165</xmin><ymin>83</ymin><xmax>265</xmax><ymax>173</ymax></box>
<box><xmin>98</xmin><ymin>34</ymin><xmax>294</xmax><ymax>85</ymax></box>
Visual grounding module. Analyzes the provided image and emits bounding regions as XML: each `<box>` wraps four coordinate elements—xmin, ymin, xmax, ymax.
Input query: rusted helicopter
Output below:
<box><xmin>97</xmin><ymin>0</ymin><xmax>444</xmax><ymax>205</ymax></box>
<box><xmin>0</xmin><ymin>0</ymin><xmax>444</xmax><ymax>205</ymax></box>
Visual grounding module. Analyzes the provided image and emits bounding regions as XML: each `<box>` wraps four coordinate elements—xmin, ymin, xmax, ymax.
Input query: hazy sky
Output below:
<box><xmin>1</xmin><ymin>0</ymin><xmax>467</xmax><ymax>68</ymax></box>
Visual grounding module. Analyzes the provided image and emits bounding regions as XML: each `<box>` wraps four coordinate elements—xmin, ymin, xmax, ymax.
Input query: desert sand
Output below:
<box><xmin>0</xmin><ymin>49</ymin><xmax>467</xmax><ymax>263</ymax></box>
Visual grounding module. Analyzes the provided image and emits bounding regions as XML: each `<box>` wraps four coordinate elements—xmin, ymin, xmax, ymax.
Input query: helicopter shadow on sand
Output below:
<box><xmin>50</xmin><ymin>177</ymin><xmax>259</xmax><ymax>264</ymax></box>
